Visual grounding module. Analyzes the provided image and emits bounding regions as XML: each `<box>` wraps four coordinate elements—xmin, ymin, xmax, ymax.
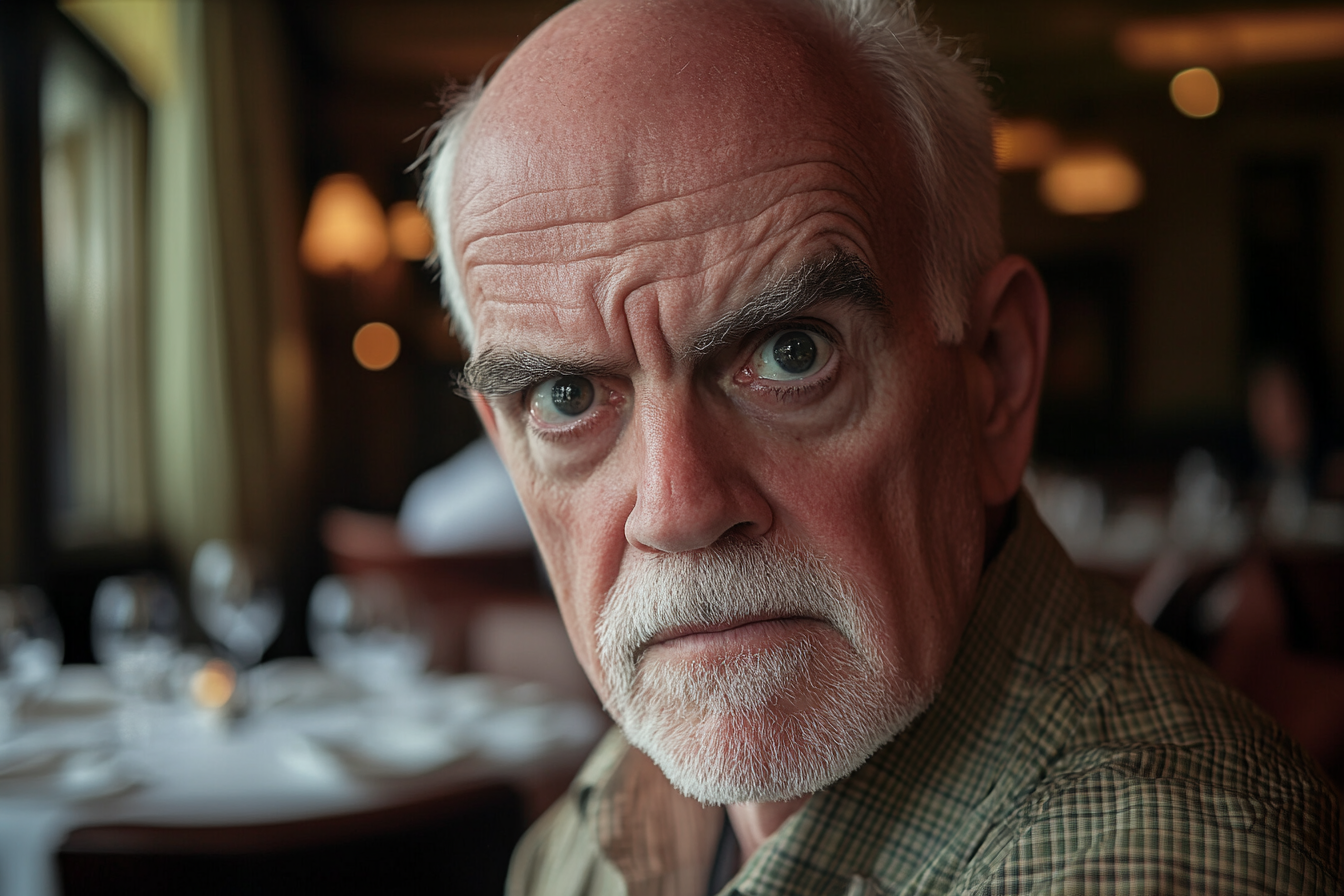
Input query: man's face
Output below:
<box><xmin>452</xmin><ymin>0</ymin><xmax>987</xmax><ymax>801</ymax></box>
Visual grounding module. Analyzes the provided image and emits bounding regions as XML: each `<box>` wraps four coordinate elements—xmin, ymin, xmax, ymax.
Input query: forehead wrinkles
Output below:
<box><xmin>460</xmin><ymin>153</ymin><xmax>884</xmax><ymax>339</ymax></box>
<box><xmin>456</xmin><ymin>136</ymin><xmax>883</xmax><ymax>258</ymax></box>
<box><xmin>454</xmin><ymin>107</ymin><xmax>832</xmax><ymax>257</ymax></box>
<box><xmin>452</xmin><ymin>2</ymin><xmax>914</xmax><ymax>359</ymax></box>
<box><xmin>465</xmin><ymin>201</ymin><xmax>876</xmax><ymax>364</ymax></box>
<box><xmin>452</xmin><ymin>14</ymin><xmax>905</xmax><ymax>272</ymax></box>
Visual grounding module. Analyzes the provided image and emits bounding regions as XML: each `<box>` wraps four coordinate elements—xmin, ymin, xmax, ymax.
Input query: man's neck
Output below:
<box><xmin>726</xmin><ymin>795</ymin><xmax>810</xmax><ymax>862</ymax></box>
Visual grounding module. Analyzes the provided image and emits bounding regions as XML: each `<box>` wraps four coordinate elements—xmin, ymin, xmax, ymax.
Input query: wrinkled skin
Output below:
<box><xmin>448</xmin><ymin>0</ymin><xmax>1048</xmax><ymax>854</ymax></box>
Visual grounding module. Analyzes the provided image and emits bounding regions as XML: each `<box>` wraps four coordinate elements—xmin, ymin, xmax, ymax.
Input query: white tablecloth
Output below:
<box><xmin>0</xmin><ymin>663</ymin><xmax>604</xmax><ymax>896</ymax></box>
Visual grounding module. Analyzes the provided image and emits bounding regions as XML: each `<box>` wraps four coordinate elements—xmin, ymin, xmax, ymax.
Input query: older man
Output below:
<box><xmin>422</xmin><ymin>0</ymin><xmax>1340</xmax><ymax>892</ymax></box>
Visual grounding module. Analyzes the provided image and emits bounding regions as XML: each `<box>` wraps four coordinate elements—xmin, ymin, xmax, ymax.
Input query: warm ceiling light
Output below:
<box><xmin>992</xmin><ymin>118</ymin><xmax>1062</xmax><ymax>172</ymax></box>
<box><xmin>299</xmin><ymin>174</ymin><xmax>389</xmax><ymax>275</ymax></box>
<box><xmin>1170</xmin><ymin>67</ymin><xmax>1222</xmax><ymax>118</ymax></box>
<box><xmin>1039</xmin><ymin>148</ymin><xmax>1145</xmax><ymax>216</ymax></box>
<box><xmin>353</xmin><ymin>322</ymin><xmax>401</xmax><ymax>371</ymax></box>
<box><xmin>387</xmin><ymin>201</ymin><xmax>435</xmax><ymax>261</ymax></box>
<box><xmin>1117</xmin><ymin>8</ymin><xmax>1344</xmax><ymax>70</ymax></box>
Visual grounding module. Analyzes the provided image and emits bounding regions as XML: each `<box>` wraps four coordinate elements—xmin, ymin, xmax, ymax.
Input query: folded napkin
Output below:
<box><xmin>0</xmin><ymin>746</ymin><xmax>70</xmax><ymax>780</ymax></box>
<box><xmin>0</xmin><ymin>803</ymin><xmax>71</xmax><ymax>896</ymax></box>
<box><xmin>18</xmin><ymin>665</ymin><xmax>118</xmax><ymax>721</ymax></box>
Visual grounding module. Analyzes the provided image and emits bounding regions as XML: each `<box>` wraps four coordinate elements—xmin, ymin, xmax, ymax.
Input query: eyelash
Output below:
<box><xmin>738</xmin><ymin>321</ymin><xmax>841</xmax><ymax>401</ymax></box>
<box><xmin>754</xmin><ymin>374</ymin><xmax>835</xmax><ymax>404</ymax></box>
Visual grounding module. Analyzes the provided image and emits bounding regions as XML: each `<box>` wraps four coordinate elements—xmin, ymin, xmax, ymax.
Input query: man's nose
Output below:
<box><xmin>624</xmin><ymin>396</ymin><xmax>772</xmax><ymax>554</ymax></box>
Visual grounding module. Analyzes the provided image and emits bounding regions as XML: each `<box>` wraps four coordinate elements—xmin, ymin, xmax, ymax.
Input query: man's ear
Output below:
<box><xmin>963</xmin><ymin>255</ymin><xmax>1049</xmax><ymax>508</ymax></box>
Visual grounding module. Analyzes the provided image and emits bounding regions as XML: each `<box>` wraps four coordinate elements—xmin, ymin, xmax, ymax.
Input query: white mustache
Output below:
<box><xmin>593</xmin><ymin>536</ymin><xmax>929</xmax><ymax>805</ymax></box>
<box><xmin>597</xmin><ymin>538</ymin><xmax>865</xmax><ymax>695</ymax></box>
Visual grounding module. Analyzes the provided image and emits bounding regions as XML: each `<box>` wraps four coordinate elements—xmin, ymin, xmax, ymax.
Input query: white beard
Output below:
<box><xmin>597</xmin><ymin>539</ymin><xmax>934</xmax><ymax>805</ymax></box>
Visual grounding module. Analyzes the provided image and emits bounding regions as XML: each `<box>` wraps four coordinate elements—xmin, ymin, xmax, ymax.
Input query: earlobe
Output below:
<box><xmin>967</xmin><ymin>256</ymin><xmax>1050</xmax><ymax>508</ymax></box>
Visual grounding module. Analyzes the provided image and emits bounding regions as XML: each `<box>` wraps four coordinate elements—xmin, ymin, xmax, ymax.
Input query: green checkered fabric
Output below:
<box><xmin>508</xmin><ymin>498</ymin><xmax>1342</xmax><ymax>896</ymax></box>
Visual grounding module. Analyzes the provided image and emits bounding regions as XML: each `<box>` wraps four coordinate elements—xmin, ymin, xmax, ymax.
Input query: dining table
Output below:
<box><xmin>0</xmin><ymin>659</ymin><xmax>606</xmax><ymax>896</ymax></box>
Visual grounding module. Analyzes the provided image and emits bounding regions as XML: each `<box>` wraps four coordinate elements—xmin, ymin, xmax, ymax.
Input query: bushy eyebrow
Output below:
<box><xmin>458</xmin><ymin>351</ymin><xmax>620</xmax><ymax>398</ymax></box>
<box><xmin>457</xmin><ymin>251</ymin><xmax>887</xmax><ymax>397</ymax></box>
<box><xmin>685</xmin><ymin>252</ymin><xmax>887</xmax><ymax>358</ymax></box>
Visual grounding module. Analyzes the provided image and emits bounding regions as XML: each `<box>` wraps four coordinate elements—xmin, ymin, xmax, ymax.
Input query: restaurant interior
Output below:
<box><xmin>1</xmin><ymin>0</ymin><xmax>1343</xmax><ymax>892</ymax></box>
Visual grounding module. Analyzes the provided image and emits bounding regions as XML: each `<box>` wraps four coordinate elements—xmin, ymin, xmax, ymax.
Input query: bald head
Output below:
<box><xmin>478</xmin><ymin>0</ymin><xmax>845</xmax><ymax>120</ymax></box>
<box><xmin>468</xmin><ymin>0</ymin><xmax>879</xmax><ymax>155</ymax></box>
<box><xmin>459</xmin><ymin>0</ymin><xmax>887</xmax><ymax>225</ymax></box>
<box><xmin>422</xmin><ymin>0</ymin><xmax>1001</xmax><ymax>349</ymax></box>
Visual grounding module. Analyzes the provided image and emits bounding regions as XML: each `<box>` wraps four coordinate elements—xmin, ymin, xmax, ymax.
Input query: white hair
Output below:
<box><xmin>420</xmin><ymin>0</ymin><xmax>1000</xmax><ymax>349</ymax></box>
<box><xmin>420</xmin><ymin>80</ymin><xmax>482</xmax><ymax>348</ymax></box>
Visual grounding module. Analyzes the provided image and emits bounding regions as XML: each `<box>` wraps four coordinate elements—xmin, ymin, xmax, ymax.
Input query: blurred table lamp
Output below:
<box><xmin>299</xmin><ymin>173</ymin><xmax>388</xmax><ymax>276</ymax></box>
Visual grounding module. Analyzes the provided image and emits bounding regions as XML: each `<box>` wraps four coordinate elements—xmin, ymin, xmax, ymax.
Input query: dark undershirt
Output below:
<box><xmin>706</xmin><ymin>809</ymin><xmax>741</xmax><ymax>894</ymax></box>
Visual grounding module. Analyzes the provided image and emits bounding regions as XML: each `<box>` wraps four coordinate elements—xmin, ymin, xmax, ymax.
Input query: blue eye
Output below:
<box><xmin>755</xmin><ymin>329</ymin><xmax>833</xmax><ymax>382</ymax></box>
<box><xmin>531</xmin><ymin>375</ymin><xmax>596</xmax><ymax>425</ymax></box>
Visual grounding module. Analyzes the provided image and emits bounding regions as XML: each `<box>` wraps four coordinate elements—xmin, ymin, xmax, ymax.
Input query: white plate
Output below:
<box><xmin>281</xmin><ymin>722</ymin><xmax>470</xmax><ymax>780</ymax></box>
<box><xmin>249</xmin><ymin>658</ymin><xmax>365</xmax><ymax>711</ymax></box>
<box><xmin>0</xmin><ymin>747</ymin><xmax>142</xmax><ymax>801</ymax></box>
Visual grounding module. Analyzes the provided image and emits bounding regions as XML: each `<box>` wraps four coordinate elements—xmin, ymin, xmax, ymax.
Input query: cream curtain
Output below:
<box><xmin>41</xmin><ymin>33</ymin><xmax>152</xmax><ymax>548</ymax></box>
<box><xmin>146</xmin><ymin>0</ymin><xmax>311</xmax><ymax>570</ymax></box>
<box><xmin>148</xmin><ymin>0</ymin><xmax>233</xmax><ymax>560</ymax></box>
<box><xmin>53</xmin><ymin>0</ymin><xmax>310</xmax><ymax>572</ymax></box>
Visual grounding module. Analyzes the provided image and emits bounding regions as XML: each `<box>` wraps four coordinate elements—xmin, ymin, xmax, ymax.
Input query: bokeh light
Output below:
<box><xmin>299</xmin><ymin>173</ymin><xmax>389</xmax><ymax>275</ymax></box>
<box><xmin>1170</xmin><ymin>67</ymin><xmax>1221</xmax><ymax>118</ymax></box>
<box><xmin>353</xmin><ymin>322</ymin><xmax>401</xmax><ymax>371</ymax></box>
<box><xmin>388</xmin><ymin>201</ymin><xmax>435</xmax><ymax>261</ymax></box>
<box><xmin>992</xmin><ymin>118</ymin><xmax>1062</xmax><ymax>172</ymax></box>
<box><xmin>189</xmin><ymin>659</ymin><xmax>237</xmax><ymax>710</ymax></box>
<box><xmin>1117</xmin><ymin>9</ymin><xmax>1344</xmax><ymax>70</ymax></box>
<box><xmin>1039</xmin><ymin>147</ymin><xmax>1145</xmax><ymax>216</ymax></box>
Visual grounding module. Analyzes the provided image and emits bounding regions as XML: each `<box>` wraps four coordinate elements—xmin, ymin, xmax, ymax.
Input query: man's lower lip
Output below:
<box><xmin>646</xmin><ymin>617</ymin><xmax>825</xmax><ymax>653</ymax></box>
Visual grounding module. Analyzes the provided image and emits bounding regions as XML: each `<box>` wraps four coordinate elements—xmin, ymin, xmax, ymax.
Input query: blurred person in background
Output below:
<box><xmin>397</xmin><ymin>436</ymin><xmax>533</xmax><ymax>556</ymax></box>
<box><xmin>421</xmin><ymin>0</ymin><xmax>1341</xmax><ymax>892</ymax></box>
<box><xmin>1247</xmin><ymin>356</ymin><xmax>1335</xmax><ymax>540</ymax></box>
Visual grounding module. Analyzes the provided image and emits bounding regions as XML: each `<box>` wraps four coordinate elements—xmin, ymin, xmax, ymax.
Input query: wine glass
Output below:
<box><xmin>190</xmin><ymin>540</ymin><xmax>283</xmax><ymax>668</ymax></box>
<box><xmin>308</xmin><ymin>573</ymin><xmax>430</xmax><ymax>696</ymax></box>
<box><xmin>91</xmin><ymin>574</ymin><xmax>181</xmax><ymax>703</ymax></box>
<box><xmin>0</xmin><ymin>586</ymin><xmax>64</xmax><ymax>736</ymax></box>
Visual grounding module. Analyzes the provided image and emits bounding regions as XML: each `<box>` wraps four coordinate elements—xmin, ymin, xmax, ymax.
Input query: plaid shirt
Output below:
<box><xmin>508</xmin><ymin>498</ymin><xmax>1342</xmax><ymax>895</ymax></box>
